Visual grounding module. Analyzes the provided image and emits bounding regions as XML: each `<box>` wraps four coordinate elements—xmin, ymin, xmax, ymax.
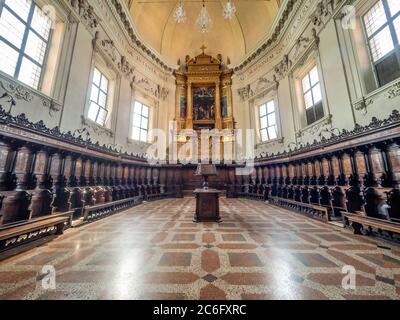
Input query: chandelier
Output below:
<box><xmin>173</xmin><ymin>1</ymin><xmax>187</xmax><ymax>23</ymax></box>
<box><xmin>172</xmin><ymin>0</ymin><xmax>237</xmax><ymax>32</ymax></box>
<box><xmin>196</xmin><ymin>0</ymin><xmax>213</xmax><ymax>33</ymax></box>
<box><xmin>223</xmin><ymin>0</ymin><xmax>236</xmax><ymax>20</ymax></box>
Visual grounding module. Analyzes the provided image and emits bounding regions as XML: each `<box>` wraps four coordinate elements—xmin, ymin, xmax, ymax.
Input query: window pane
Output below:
<box><xmin>302</xmin><ymin>74</ymin><xmax>310</xmax><ymax>92</ymax></box>
<box><xmin>141</xmin><ymin>117</ymin><xmax>148</xmax><ymax>129</ymax></box>
<box><xmin>18</xmin><ymin>57</ymin><xmax>41</xmax><ymax>89</ymax></box>
<box><xmin>140</xmin><ymin>129</ymin><xmax>147</xmax><ymax>142</ymax></box>
<box><xmin>93</xmin><ymin>68</ymin><xmax>101</xmax><ymax>86</ymax></box>
<box><xmin>0</xmin><ymin>40</ymin><xmax>19</xmax><ymax>76</ymax></box>
<box><xmin>260</xmin><ymin>128</ymin><xmax>268</xmax><ymax>142</ymax></box>
<box><xmin>304</xmin><ymin>91</ymin><xmax>314</xmax><ymax>109</ymax></box>
<box><xmin>4</xmin><ymin>0</ymin><xmax>31</xmax><ymax>22</ymax></box>
<box><xmin>260</xmin><ymin>116</ymin><xmax>268</xmax><ymax>129</ymax></box>
<box><xmin>312</xmin><ymin>83</ymin><xmax>322</xmax><ymax>104</ymax></box>
<box><xmin>309</xmin><ymin>66</ymin><xmax>319</xmax><ymax>86</ymax></box>
<box><xmin>100</xmin><ymin>75</ymin><xmax>108</xmax><ymax>92</ymax></box>
<box><xmin>134</xmin><ymin>101</ymin><xmax>142</xmax><ymax>114</ymax></box>
<box><xmin>142</xmin><ymin>105</ymin><xmax>149</xmax><ymax>117</ymax></box>
<box><xmin>0</xmin><ymin>8</ymin><xmax>26</xmax><ymax>48</ymax></box>
<box><xmin>25</xmin><ymin>31</ymin><xmax>47</xmax><ymax>64</ymax></box>
<box><xmin>133</xmin><ymin>114</ymin><xmax>141</xmax><ymax>127</ymax></box>
<box><xmin>259</xmin><ymin>104</ymin><xmax>266</xmax><ymax>117</ymax></box>
<box><xmin>364</xmin><ymin>1</ymin><xmax>387</xmax><ymax>37</ymax></box>
<box><xmin>388</xmin><ymin>0</ymin><xmax>400</xmax><ymax>17</ymax></box>
<box><xmin>369</xmin><ymin>26</ymin><xmax>394</xmax><ymax>61</ymax></box>
<box><xmin>267</xmin><ymin>113</ymin><xmax>276</xmax><ymax>126</ymax></box>
<box><xmin>96</xmin><ymin>108</ymin><xmax>107</xmax><ymax>126</ymax></box>
<box><xmin>268</xmin><ymin>126</ymin><xmax>278</xmax><ymax>140</ymax></box>
<box><xmin>394</xmin><ymin>16</ymin><xmax>400</xmax><ymax>41</ymax></box>
<box><xmin>90</xmin><ymin>85</ymin><xmax>99</xmax><ymax>102</ymax></box>
<box><xmin>266</xmin><ymin>101</ymin><xmax>275</xmax><ymax>113</ymax></box>
<box><xmin>88</xmin><ymin>102</ymin><xmax>99</xmax><ymax>122</ymax></box>
<box><xmin>131</xmin><ymin>127</ymin><xmax>140</xmax><ymax>140</ymax></box>
<box><xmin>98</xmin><ymin>91</ymin><xmax>107</xmax><ymax>107</ymax></box>
<box><xmin>31</xmin><ymin>5</ymin><xmax>52</xmax><ymax>40</ymax></box>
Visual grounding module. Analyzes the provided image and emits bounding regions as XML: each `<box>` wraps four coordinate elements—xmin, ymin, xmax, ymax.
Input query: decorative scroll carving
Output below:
<box><xmin>81</xmin><ymin>115</ymin><xmax>114</xmax><ymax>138</ymax></box>
<box><xmin>100</xmin><ymin>39</ymin><xmax>118</xmax><ymax>63</ymax></box>
<box><xmin>42</xmin><ymin>99</ymin><xmax>61</xmax><ymax>116</ymax></box>
<box><xmin>387</xmin><ymin>81</ymin><xmax>400</xmax><ymax>99</ymax></box>
<box><xmin>237</xmin><ymin>75</ymin><xmax>279</xmax><ymax>102</ymax></box>
<box><xmin>310</xmin><ymin>0</ymin><xmax>335</xmax><ymax>27</ymax></box>
<box><xmin>274</xmin><ymin>54</ymin><xmax>292</xmax><ymax>79</ymax></box>
<box><xmin>0</xmin><ymin>81</ymin><xmax>33</xmax><ymax>102</ymax></box>
<box><xmin>354</xmin><ymin>97</ymin><xmax>373</xmax><ymax>115</ymax></box>
<box><xmin>296</xmin><ymin>114</ymin><xmax>332</xmax><ymax>138</ymax></box>
<box><xmin>69</xmin><ymin>0</ymin><xmax>99</xmax><ymax>32</ymax></box>
<box><xmin>293</xmin><ymin>36</ymin><xmax>311</xmax><ymax>60</ymax></box>
<box><xmin>256</xmin><ymin>137</ymin><xmax>285</xmax><ymax>158</ymax></box>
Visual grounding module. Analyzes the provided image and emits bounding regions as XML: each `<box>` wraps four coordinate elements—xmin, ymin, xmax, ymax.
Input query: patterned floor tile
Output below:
<box><xmin>0</xmin><ymin>198</ymin><xmax>399</xmax><ymax>300</ymax></box>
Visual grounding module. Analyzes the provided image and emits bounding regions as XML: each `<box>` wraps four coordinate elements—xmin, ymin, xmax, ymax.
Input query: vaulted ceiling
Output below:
<box><xmin>124</xmin><ymin>0</ymin><xmax>282</xmax><ymax>66</ymax></box>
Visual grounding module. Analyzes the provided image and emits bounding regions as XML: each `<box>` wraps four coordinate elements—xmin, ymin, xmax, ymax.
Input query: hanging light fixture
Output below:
<box><xmin>196</xmin><ymin>0</ymin><xmax>213</xmax><ymax>33</ymax></box>
<box><xmin>223</xmin><ymin>0</ymin><xmax>236</xmax><ymax>20</ymax></box>
<box><xmin>174</xmin><ymin>1</ymin><xmax>187</xmax><ymax>23</ymax></box>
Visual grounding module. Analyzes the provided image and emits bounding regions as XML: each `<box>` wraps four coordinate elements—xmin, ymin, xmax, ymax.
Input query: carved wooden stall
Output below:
<box><xmin>0</xmin><ymin>107</ymin><xmax>181</xmax><ymax>260</ymax></box>
<box><xmin>1</xmin><ymin>99</ymin><xmax>400</xmax><ymax>258</ymax></box>
<box><xmin>232</xmin><ymin>111</ymin><xmax>400</xmax><ymax>240</ymax></box>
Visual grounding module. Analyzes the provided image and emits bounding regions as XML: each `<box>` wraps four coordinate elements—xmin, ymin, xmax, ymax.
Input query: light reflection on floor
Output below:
<box><xmin>0</xmin><ymin>197</ymin><xmax>399</xmax><ymax>300</ymax></box>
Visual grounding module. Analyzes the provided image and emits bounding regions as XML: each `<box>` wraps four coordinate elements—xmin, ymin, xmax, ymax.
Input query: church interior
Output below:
<box><xmin>0</xmin><ymin>0</ymin><xmax>400</xmax><ymax>301</ymax></box>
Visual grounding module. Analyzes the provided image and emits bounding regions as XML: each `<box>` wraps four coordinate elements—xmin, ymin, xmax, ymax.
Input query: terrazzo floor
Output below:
<box><xmin>1</xmin><ymin>197</ymin><xmax>400</xmax><ymax>300</ymax></box>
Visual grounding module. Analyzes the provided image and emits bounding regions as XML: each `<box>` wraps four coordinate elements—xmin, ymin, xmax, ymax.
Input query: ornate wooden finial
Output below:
<box><xmin>200</xmin><ymin>44</ymin><xmax>207</xmax><ymax>54</ymax></box>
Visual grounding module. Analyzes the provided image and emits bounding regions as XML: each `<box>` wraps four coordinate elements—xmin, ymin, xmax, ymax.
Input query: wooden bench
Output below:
<box><xmin>77</xmin><ymin>195</ymin><xmax>143</xmax><ymax>226</ymax></box>
<box><xmin>344</xmin><ymin>212</ymin><xmax>400</xmax><ymax>240</ymax></box>
<box><xmin>146</xmin><ymin>191</ymin><xmax>173</xmax><ymax>201</ymax></box>
<box><xmin>235</xmin><ymin>191</ymin><xmax>265</xmax><ymax>201</ymax></box>
<box><xmin>0</xmin><ymin>211</ymin><xmax>73</xmax><ymax>260</ymax></box>
<box><xmin>270</xmin><ymin>196</ymin><xmax>330</xmax><ymax>222</ymax></box>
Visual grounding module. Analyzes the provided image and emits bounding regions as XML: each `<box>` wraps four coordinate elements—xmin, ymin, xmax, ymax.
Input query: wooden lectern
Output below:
<box><xmin>193</xmin><ymin>164</ymin><xmax>221</xmax><ymax>222</ymax></box>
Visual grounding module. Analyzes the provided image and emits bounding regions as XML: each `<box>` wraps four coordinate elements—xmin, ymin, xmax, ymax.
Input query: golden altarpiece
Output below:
<box><xmin>174</xmin><ymin>48</ymin><xmax>234</xmax><ymax>161</ymax></box>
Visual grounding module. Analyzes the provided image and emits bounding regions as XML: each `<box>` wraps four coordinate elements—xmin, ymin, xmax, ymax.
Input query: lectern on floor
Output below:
<box><xmin>193</xmin><ymin>164</ymin><xmax>222</xmax><ymax>223</ymax></box>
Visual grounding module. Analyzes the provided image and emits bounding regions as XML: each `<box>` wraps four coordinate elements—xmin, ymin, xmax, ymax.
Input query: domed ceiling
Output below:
<box><xmin>123</xmin><ymin>0</ymin><xmax>282</xmax><ymax>66</ymax></box>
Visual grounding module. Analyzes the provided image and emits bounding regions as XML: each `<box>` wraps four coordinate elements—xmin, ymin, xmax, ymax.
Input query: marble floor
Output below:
<box><xmin>0</xmin><ymin>197</ymin><xmax>400</xmax><ymax>300</ymax></box>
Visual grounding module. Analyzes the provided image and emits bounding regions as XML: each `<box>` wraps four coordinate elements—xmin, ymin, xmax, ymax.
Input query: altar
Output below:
<box><xmin>174</xmin><ymin>46</ymin><xmax>235</xmax><ymax>162</ymax></box>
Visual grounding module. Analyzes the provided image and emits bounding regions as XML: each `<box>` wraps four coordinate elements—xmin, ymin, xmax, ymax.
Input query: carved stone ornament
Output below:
<box><xmin>296</xmin><ymin>114</ymin><xmax>333</xmax><ymax>138</ymax></box>
<box><xmin>0</xmin><ymin>81</ymin><xmax>33</xmax><ymax>102</ymax></box>
<box><xmin>387</xmin><ymin>80</ymin><xmax>400</xmax><ymax>99</ymax></box>
<box><xmin>354</xmin><ymin>96</ymin><xmax>373</xmax><ymax>115</ymax></box>
<box><xmin>256</xmin><ymin>137</ymin><xmax>285</xmax><ymax>158</ymax></box>
<box><xmin>69</xmin><ymin>0</ymin><xmax>99</xmax><ymax>32</ymax></box>
<box><xmin>42</xmin><ymin>98</ymin><xmax>61</xmax><ymax>116</ymax></box>
<box><xmin>81</xmin><ymin>115</ymin><xmax>114</xmax><ymax>138</ymax></box>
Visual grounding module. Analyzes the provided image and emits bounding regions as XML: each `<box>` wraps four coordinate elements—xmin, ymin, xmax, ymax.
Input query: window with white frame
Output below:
<box><xmin>88</xmin><ymin>68</ymin><xmax>109</xmax><ymax>126</ymax></box>
<box><xmin>131</xmin><ymin>100</ymin><xmax>149</xmax><ymax>142</ymax></box>
<box><xmin>363</xmin><ymin>0</ymin><xmax>400</xmax><ymax>86</ymax></box>
<box><xmin>302</xmin><ymin>65</ymin><xmax>324</xmax><ymax>126</ymax></box>
<box><xmin>259</xmin><ymin>100</ymin><xmax>278</xmax><ymax>142</ymax></box>
<box><xmin>0</xmin><ymin>0</ymin><xmax>52</xmax><ymax>90</ymax></box>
